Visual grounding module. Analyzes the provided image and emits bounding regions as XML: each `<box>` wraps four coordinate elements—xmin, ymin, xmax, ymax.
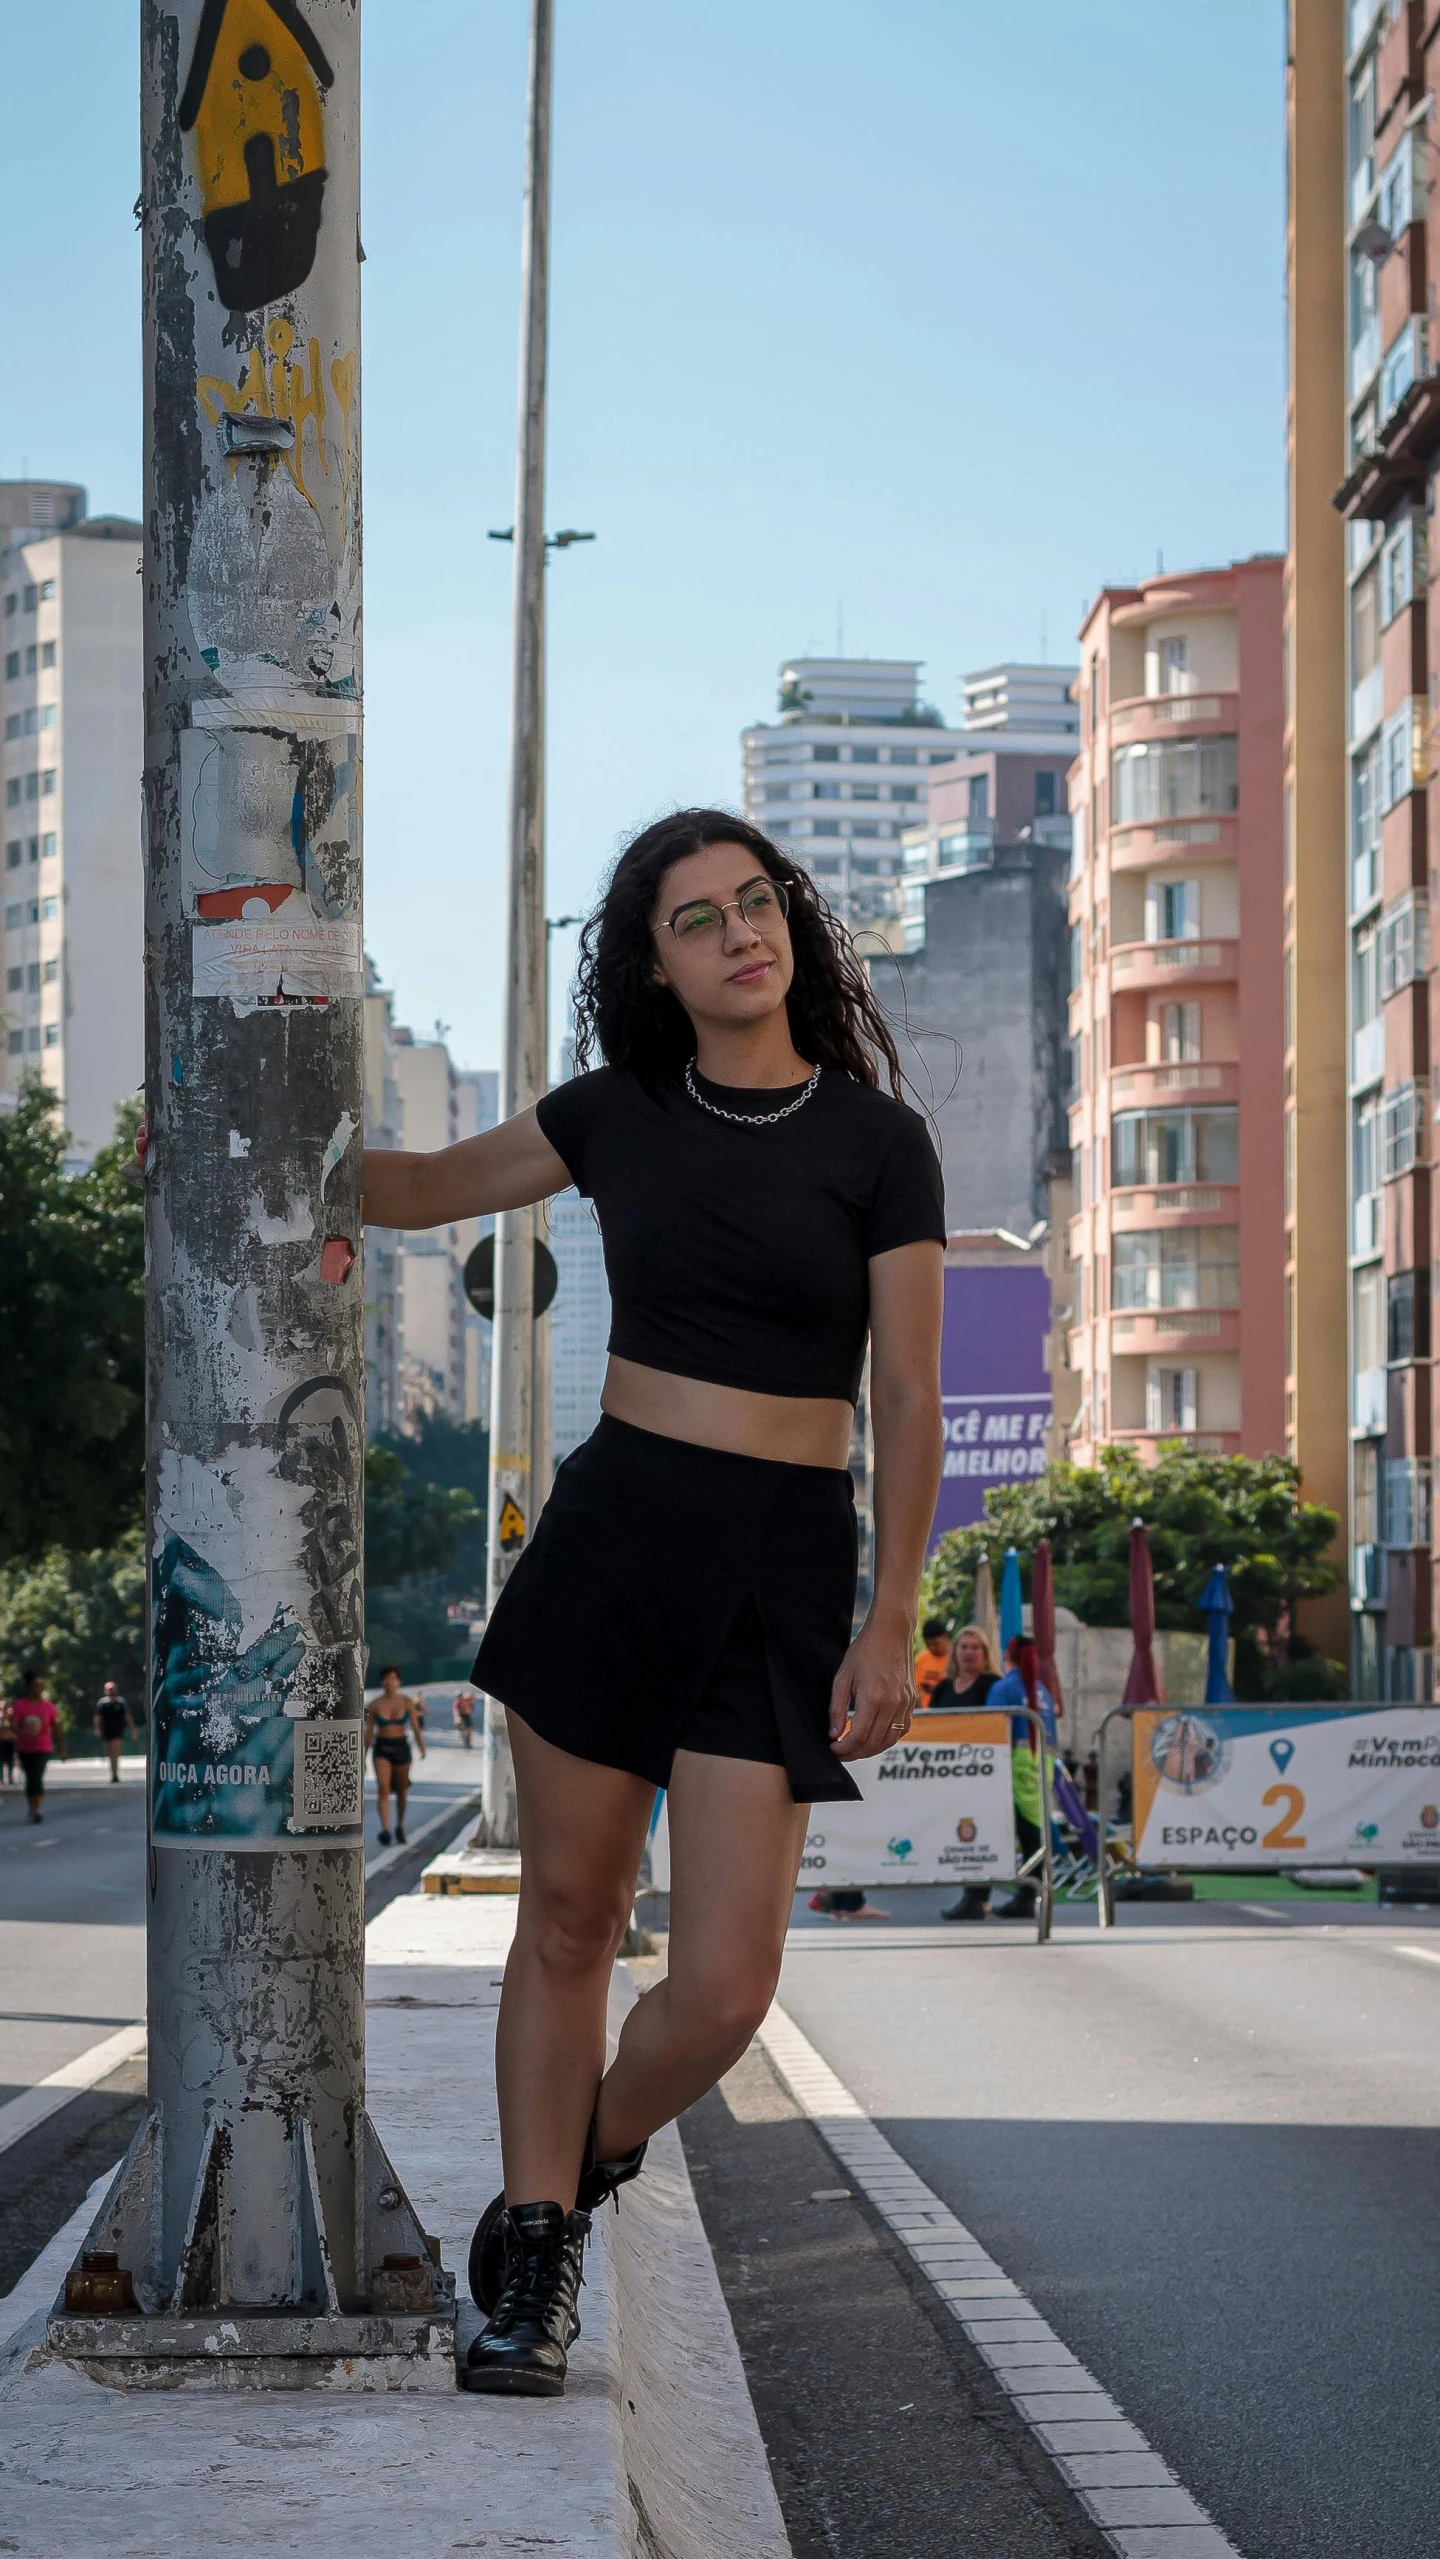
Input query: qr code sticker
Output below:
<box><xmin>294</xmin><ymin>1721</ymin><xmax>363</xmax><ymax>1830</ymax></box>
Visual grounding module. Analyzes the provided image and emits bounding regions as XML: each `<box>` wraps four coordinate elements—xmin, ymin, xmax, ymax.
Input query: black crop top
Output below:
<box><xmin>535</xmin><ymin>1066</ymin><xmax>946</xmax><ymax>1405</ymax></box>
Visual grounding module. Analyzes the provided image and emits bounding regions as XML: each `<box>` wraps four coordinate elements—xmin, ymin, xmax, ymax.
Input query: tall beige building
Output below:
<box><xmin>1</xmin><ymin>482</ymin><xmax>143</xmax><ymax>1167</ymax></box>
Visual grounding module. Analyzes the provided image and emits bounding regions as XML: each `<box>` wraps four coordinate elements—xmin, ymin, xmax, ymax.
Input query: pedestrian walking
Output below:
<box><xmin>453</xmin><ymin>1687</ymin><xmax>479</xmax><ymax>1749</ymax></box>
<box><xmin>363</xmin><ymin>809</ymin><xmax>945</xmax><ymax>2397</ymax></box>
<box><xmin>93</xmin><ymin>1682</ymin><xmax>136</xmax><ymax>1781</ymax></box>
<box><xmin>10</xmin><ymin>1670</ymin><xmax>67</xmax><ymax>1823</ymax></box>
<box><xmin>0</xmin><ymin>1695</ymin><xmax>15</xmax><ymax>1788</ymax></box>
<box><xmin>364</xmin><ymin>1667</ymin><xmax>426</xmax><ymax>1845</ymax></box>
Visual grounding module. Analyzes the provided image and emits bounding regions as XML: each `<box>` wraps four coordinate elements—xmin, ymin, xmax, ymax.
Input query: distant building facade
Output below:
<box><xmin>1064</xmin><ymin>557</ymin><xmax>1286</xmax><ymax>1471</ymax></box>
<box><xmin>361</xmin><ymin>957</ymin><xmax>404</xmax><ymax>1437</ymax></box>
<box><xmin>743</xmin><ymin>657</ymin><xmax>958</xmax><ymax>928</ymax></box>
<box><xmin>1</xmin><ymin>481</ymin><xmax>142</xmax><ymax>1167</ymax></box>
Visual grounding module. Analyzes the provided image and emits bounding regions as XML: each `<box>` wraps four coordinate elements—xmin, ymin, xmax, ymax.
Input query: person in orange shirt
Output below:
<box><xmin>914</xmin><ymin>1617</ymin><xmax>951</xmax><ymax>1709</ymax></box>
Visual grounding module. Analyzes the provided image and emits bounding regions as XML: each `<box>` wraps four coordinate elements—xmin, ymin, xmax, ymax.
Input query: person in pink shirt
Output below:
<box><xmin>10</xmin><ymin>1670</ymin><xmax>66</xmax><ymax>1824</ymax></box>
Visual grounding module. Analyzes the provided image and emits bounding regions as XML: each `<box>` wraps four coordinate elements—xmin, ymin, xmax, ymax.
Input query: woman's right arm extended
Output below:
<box><xmin>362</xmin><ymin>1106</ymin><xmax>570</xmax><ymax>1231</ymax></box>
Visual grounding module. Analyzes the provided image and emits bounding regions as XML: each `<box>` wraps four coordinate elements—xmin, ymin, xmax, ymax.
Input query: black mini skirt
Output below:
<box><xmin>473</xmin><ymin>1415</ymin><xmax>862</xmax><ymax>1805</ymax></box>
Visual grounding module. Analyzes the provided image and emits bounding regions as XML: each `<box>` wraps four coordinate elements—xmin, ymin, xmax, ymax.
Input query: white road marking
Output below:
<box><xmin>364</xmin><ymin>1790</ymin><xmax>482</xmax><ymax>1881</ymax></box>
<box><xmin>0</xmin><ymin>2025</ymin><xmax>147</xmax><ymax>2162</ymax></box>
<box><xmin>1393</xmin><ymin>1942</ymin><xmax>1440</xmax><ymax>1968</ymax></box>
<box><xmin>758</xmin><ymin>2000</ymin><xmax>1244</xmax><ymax>2559</ymax></box>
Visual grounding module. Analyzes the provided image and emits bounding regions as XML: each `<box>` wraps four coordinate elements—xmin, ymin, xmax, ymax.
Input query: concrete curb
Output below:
<box><xmin>0</xmin><ymin>1884</ymin><xmax>787</xmax><ymax>2557</ymax></box>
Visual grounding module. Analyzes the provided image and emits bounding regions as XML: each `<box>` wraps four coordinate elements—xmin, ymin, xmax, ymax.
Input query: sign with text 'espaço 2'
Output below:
<box><xmin>1131</xmin><ymin>1707</ymin><xmax>1440</xmax><ymax>1868</ymax></box>
<box><xmin>930</xmin><ymin>1263</ymin><xmax>1052</xmax><ymax>1552</ymax></box>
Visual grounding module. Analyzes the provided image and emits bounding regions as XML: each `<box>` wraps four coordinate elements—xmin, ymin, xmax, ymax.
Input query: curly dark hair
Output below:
<box><xmin>571</xmin><ymin>809</ymin><xmax>904</xmax><ymax>1093</ymax></box>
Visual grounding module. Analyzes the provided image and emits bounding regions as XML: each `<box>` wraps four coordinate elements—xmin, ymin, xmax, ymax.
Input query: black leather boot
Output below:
<box><xmin>468</xmin><ymin>2116</ymin><xmax>648</xmax><ymax>2315</ymax></box>
<box><xmin>460</xmin><ymin>2201</ymin><xmax>590</xmax><ymax>2396</ymax></box>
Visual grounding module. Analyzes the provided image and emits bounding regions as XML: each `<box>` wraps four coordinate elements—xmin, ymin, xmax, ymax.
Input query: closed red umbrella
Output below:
<box><xmin>1121</xmin><ymin>1517</ymin><xmax>1164</xmax><ymax>1706</ymax></box>
<box><xmin>1032</xmin><ymin>1536</ymin><xmax>1063</xmax><ymax>1721</ymax></box>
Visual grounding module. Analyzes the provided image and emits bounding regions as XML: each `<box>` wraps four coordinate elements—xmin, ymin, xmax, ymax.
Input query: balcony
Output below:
<box><xmin>1108</xmin><ymin>814</ymin><xmax>1236</xmax><ymax>874</ymax></box>
<box><xmin>1335</xmin><ymin>368</ymin><xmax>1440</xmax><ymax>521</ymax></box>
<box><xmin>1109</xmin><ymin>937</ymin><xmax>1238</xmax><ymax>994</ymax></box>
<box><xmin>1108</xmin><ymin>692</ymin><xmax>1238</xmax><ymax>747</ymax></box>
<box><xmin>1106</xmin><ymin>1307</ymin><xmax>1240</xmax><ymax>1356</ymax></box>
<box><xmin>1352</xmin><ymin>1543</ymin><xmax>1387</xmax><ymax>1609</ymax></box>
<box><xmin>1110</xmin><ymin>1184</ymin><xmax>1238</xmax><ymax>1229</ymax></box>
<box><xmin>1109</xmin><ymin>1062</ymin><xmax>1239</xmax><ymax>1110</ymax></box>
<box><xmin>1110</xmin><ymin>1427</ymin><xmax>1242</xmax><ymax>1462</ymax></box>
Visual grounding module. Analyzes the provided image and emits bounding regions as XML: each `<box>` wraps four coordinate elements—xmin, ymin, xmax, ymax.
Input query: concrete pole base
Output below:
<box><xmin>44</xmin><ymin>2101</ymin><xmax>456</xmax><ymax>2390</ymax></box>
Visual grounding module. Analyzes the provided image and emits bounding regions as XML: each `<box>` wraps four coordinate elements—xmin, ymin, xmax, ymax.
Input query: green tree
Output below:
<box><xmin>921</xmin><ymin>1446</ymin><xmax>1343</xmax><ymax>1700</ymax></box>
<box><xmin>0</xmin><ymin>1527</ymin><xmax>146</xmax><ymax>1739</ymax></box>
<box><xmin>0</xmin><ymin>1086</ymin><xmax>145</xmax><ymax>1563</ymax></box>
<box><xmin>364</xmin><ymin>1439</ymin><xmax>482</xmax><ymax>1679</ymax></box>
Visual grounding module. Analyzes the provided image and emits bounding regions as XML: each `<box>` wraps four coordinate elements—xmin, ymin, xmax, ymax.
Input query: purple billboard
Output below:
<box><xmin>930</xmin><ymin>1263</ymin><xmax>1052</xmax><ymax>1550</ymax></box>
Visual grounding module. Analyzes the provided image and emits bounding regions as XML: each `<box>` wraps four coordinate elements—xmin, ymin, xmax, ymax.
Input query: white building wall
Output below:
<box><xmin>548</xmin><ymin>1186</ymin><xmax>610</xmax><ymax>1465</ymax></box>
<box><xmin>361</xmin><ymin>957</ymin><xmax>403</xmax><ymax>1438</ymax></box>
<box><xmin>1</xmin><ymin>487</ymin><xmax>143</xmax><ymax>1166</ymax></box>
<box><xmin>454</xmin><ymin>1066</ymin><xmax>499</xmax><ymax>1425</ymax></box>
<box><xmin>743</xmin><ymin>656</ymin><xmax>958</xmax><ymax>931</ymax></box>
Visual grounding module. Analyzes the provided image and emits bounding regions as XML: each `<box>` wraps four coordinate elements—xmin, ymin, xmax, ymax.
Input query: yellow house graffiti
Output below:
<box><xmin>179</xmin><ymin>0</ymin><xmax>333</xmax><ymax>313</ymax></box>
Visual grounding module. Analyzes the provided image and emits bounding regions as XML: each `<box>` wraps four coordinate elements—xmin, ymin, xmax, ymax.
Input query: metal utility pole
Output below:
<box><xmin>48</xmin><ymin>0</ymin><xmax>451</xmax><ymax>2384</ymax></box>
<box><xmin>482</xmin><ymin>0</ymin><xmax>555</xmax><ymax>1849</ymax></box>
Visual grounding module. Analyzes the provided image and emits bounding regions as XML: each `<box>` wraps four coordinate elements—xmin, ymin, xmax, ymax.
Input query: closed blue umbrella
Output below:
<box><xmin>1000</xmin><ymin>1546</ymin><xmax>1023</xmax><ymax>1653</ymax></box>
<box><xmin>1199</xmin><ymin>1563</ymin><xmax>1234</xmax><ymax>1704</ymax></box>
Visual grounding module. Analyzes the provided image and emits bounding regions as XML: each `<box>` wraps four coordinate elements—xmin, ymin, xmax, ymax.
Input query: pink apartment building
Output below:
<box><xmin>1065</xmin><ymin>558</ymin><xmax>1287</xmax><ymax>1465</ymax></box>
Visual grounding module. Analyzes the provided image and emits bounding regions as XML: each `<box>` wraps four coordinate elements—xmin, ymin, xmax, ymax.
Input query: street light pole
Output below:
<box><xmin>482</xmin><ymin>0</ymin><xmax>555</xmax><ymax>1848</ymax></box>
<box><xmin>47</xmin><ymin>0</ymin><xmax>450</xmax><ymax>2383</ymax></box>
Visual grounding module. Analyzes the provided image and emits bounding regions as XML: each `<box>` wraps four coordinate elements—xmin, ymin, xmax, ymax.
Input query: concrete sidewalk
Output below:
<box><xmin>0</xmin><ymin>1887</ymin><xmax>788</xmax><ymax>2559</ymax></box>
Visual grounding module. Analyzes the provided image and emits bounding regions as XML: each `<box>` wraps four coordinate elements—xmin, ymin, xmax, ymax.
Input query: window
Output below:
<box><xmin>850</xmin><ymin>785</ymin><xmax>879</xmax><ymax>802</ymax></box>
<box><xmin>40</xmin><ymin>833</ymin><xmax>55</xmax><ymax>859</ymax></box>
<box><xmin>24</xmin><ymin>644</ymin><xmax>35</xmax><ymax>674</ymax></box>
<box><xmin>5</xmin><ymin>1031</ymin><xmax>20</xmax><ymax>1056</ymax></box>
<box><xmin>3</xmin><ymin>595</ymin><xmax>15</xmax><ymax>618</ymax></box>
<box><xmin>813</xmin><ymin>781</ymin><xmax>840</xmax><ymax>800</ymax></box>
<box><xmin>25</xmin><ymin>962</ymin><xmax>39</xmax><ymax>993</ymax></box>
<box><xmin>1354</xmin><ymin>1092</ymin><xmax>1379</xmax><ymax>1205</ymax></box>
<box><xmin>22</xmin><ymin>586</ymin><xmax>37</xmax><ymax>612</ymax></box>
<box><xmin>39</xmin><ymin>770</ymin><xmax>55</xmax><ymax>798</ymax></box>
<box><xmin>968</xmin><ymin>774</ymin><xmax>990</xmax><ymax>822</ymax></box>
<box><xmin>1379</xmin><ymin>891</ymin><xmax>1429</xmax><ymax>996</ymax></box>
<box><xmin>1112</xmin><ymin>736</ymin><xmax>1238</xmax><ymax>825</ymax></box>
<box><xmin>1381</xmin><ymin>318</ymin><xmax>1425</xmax><ymax>423</ymax></box>
<box><xmin>1381</xmin><ymin>704</ymin><xmax>1415</xmax><ymax>811</ymax></box>
<box><xmin>1381</xmin><ymin>1080</ymin><xmax>1422</xmax><ymax>1178</ymax></box>
<box><xmin>21</xmin><ymin>708</ymin><xmax>37</xmax><ymax>734</ymax></box>
<box><xmin>1352</xmin><ymin>567</ymin><xmax>1380</xmax><ymax>678</ymax></box>
<box><xmin>3</xmin><ymin>652</ymin><xmax>16</xmax><ymax>680</ymax></box>
<box><xmin>1159</xmin><ymin>636</ymin><xmax>1189</xmax><ymax>695</ymax></box>
<box><xmin>26</xmin><ymin>838</ymin><xmax>37</xmax><ymax>865</ymax></box>
<box><xmin>1113</xmin><ymin>1227</ymin><xmax>1239</xmax><ymax>1310</ymax></box>
<box><xmin>926</xmin><ymin>750</ymin><xmax>954</xmax><ymax>765</ymax></box>
<box><xmin>41</xmin><ymin>640</ymin><xmax>55</xmax><ymax>668</ymax></box>
<box><xmin>1388</xmin><ymin>1269</ymin><xmax>1430</xmax><ymax>1364</ymax></box>
<box><xmin>1146</xmin><ymin>877</ymin><xmax>1201</xmax><ymax>942</ymax></box>
<box><xmin>812</xmin><ymin>746</ymin><xmax>839</xmax><ymax>763</ymax></box>
<box><xmin>41</xmin><ymin>956</ymin><xmax>57</xmax><ymax>985</ymax></box>
<box><xmin>1071</xmin><ymin>1146</ymin><xmax>1085</xmax><ymax>1210</ymax></box>
<box><xmin>1034</xmin><ymin>770</ymin><xmax>1057</xmax><ymax>818</ymax></box>
<box><xmin>1381</xmin><ymin>518</ymin><xmax>1424</xmax><ymax>625</ymax></box>
<box><xmin>4</xmin><ymin>781</ymin><xmax>18</xmax><ymax>808</ymax></box>
<box><xmin>40</xmin><ymin>896</ymin><xmax>57</xmax><ymax>920</ymax></box>
<box><xmin>1146</xmin><ymin>1366</ymin><xmax>1197</xmax><ymax>1435</ymax></box>
<box><xmin>1352</xmin><ymin>738</ymin><xmax>1382</xmax><ymax>909</ymax></box>
<box><xmin>5</xmin><ymin>966</ymin><xmax>19</xmax><ymax>992</ymax></box>
<box><xmin>852</xmin><ymin>821</ymin><xmax>879</xmax><ymax>838</ymax></box>
<box><xmin>42</xmin><ymin>1023</ymin><xmax>59</xmax><ymax>1049</ymax></box>
<box><xmin>1384</xmin><ymin>1458</ymin><xmax>1433</xmax><ymax>1551</ymax></box>
<box><xmin>1161</xmin><ymin>1001</ymin><xmax>1201</xmax><ymax>1062</ymax></box>
<box><xmin>1350</xmin><ymin>54</ymin><xmax>1376</xmax><ymax>196</ymax></box>
<box><xmin>1089</xmin><ymin>660</ymin><xmax>1099</xmax><ymax>732</ymax></box>
<box><xmin>1069</xmin><ymin>922</ymin><xmax>1084</xmax><ymax>991</ymax></box>
<box><xmin>1069</xmin><ymin>802</ymin><xmax>1087</xmax><ymax>881</ymax></box>
<box><xmin>850</xmin><ymin>748</ymin><xmax>879</xmax><ymax>765</ymax></box>
<box><xmin>1112</xmin><ymin>1106</ymin><xmax>1238</xmax><ymax>1187</ymax></box>
<box><xmin>813</xmin><ymin>820</ymin><xmax>841</xmax><ymax>837</ymax></box>
<box><xmin>1353</xmin><ymin>921</ymin><xmax>1381</xmax><ymax>1035</ymax></box>
<box><xmin>4</xmin><ymin>842</ymin><xmax>18</xmax><ymax>871</ymax></box>
<box><xmin>3</xmin><ymin>715</ymin><xmax>17</xmax><ymax>740</ymax></box>
<box><xmin>891</xmin><ymin>749</ymin><xmax>917</xmax><ymax>767</ymax></box>
<box><xmin>38</xmin><ymin>580</ymin><xmax>54</xmax><ymax>602</ymax></box>
<box><xmin>23</xmin><ymin>775</ymin><xmax>36</xmax><ymax>802</ymax></box>
<box><xmin>40</xmin><ymin>705</ymin><xmax>56</xmax><ymax>731</ymax></box>
<box><xmin>762</xmin><ymin>781</ymin><xmax>795</xmax><ymax>801</ymax></box>
<box><xmin>890</xmin><ymin>785</ymin><xmax>919</xmax><ymax>803</ymax></box>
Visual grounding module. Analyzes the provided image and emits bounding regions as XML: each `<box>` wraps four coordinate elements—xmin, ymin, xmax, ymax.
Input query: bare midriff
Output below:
<box><xmin>601</xmin><ymin>1355</ymin><xmax>854</xmax><ymax>1469</ymax></box>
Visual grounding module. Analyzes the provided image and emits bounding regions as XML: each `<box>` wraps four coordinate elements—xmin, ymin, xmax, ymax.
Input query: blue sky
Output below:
<box><xmin>0</xmin><ymin>1</ymin><xmax>1285</xmax><ymax>1075</ymax></box>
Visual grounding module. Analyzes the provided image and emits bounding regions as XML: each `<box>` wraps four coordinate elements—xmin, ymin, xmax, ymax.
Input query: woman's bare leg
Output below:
<box><xmin>393</xmin><ymin>1761</ymin><xmax>410</xmax><ymax>1827</ymax></box>
<box><xmin>374</xmin><ymin>1758</ymin><xmax>391</xmax><ymax>1831</ymax></box>
<box><xmin>497</xmin><ymin>1714</ymin><xmax>655</xmax><ymax>2205</ymax></box>
<box><xmin>593</xmin><ymin>1750</ymin><xmax>808</xmax><ymax>2159</ymax></box>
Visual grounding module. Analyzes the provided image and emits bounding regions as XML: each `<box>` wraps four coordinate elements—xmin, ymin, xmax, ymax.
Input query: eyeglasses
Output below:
<box><xmin>659</xmin><ymin>877</ymin><xmax>790</xmax><ymax>944</ymax></box>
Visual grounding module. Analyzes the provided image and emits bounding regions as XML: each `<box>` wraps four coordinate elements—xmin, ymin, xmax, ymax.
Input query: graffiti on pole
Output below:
<box><xmin>179</xmin><ymin>0</ymin><xmax>334</xmax><ymax>312</ymax></box>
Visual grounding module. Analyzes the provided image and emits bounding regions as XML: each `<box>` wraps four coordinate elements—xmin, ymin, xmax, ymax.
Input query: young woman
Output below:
<box><xmin>363</xmin><ymin>809</ymin><xmax>945</xmax><ymax>2397</ymax></box>
<box><xmin>363</xmin><ymin>1666</ymin><xmax>427</xmax><ymax>1845</ymax></box>
<box><xmin>10</xmin><ymin>1670</ymin><xmax>66</xmax><ymax>1824</ymax></box>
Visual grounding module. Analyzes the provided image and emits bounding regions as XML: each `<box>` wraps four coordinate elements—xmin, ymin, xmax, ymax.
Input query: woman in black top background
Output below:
<box><xmin>364</xmin><ymin>809</ymin><xmax>945</xmax><ymax>2395</ymax></box>
<box><xmin>927</xmin><ymin>1622</ymin><xmax>1000</xmax><ymax>1713</ymax></box>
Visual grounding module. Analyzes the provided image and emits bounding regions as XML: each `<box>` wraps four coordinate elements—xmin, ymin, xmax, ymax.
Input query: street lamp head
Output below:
<box><xmin>548</xmin><ymin>529</ymin><xmax>595</xmax><ymax>548</ymax></box>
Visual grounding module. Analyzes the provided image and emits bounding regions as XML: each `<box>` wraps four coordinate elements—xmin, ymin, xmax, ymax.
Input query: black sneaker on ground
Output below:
<box><xmin>394</xmin><ymin>1823</ymin><xmax>406</xmax><ymax>1844</ymax></box>
<box><xmin>939</xmin><ymin>1890</ymin><xmax>991</xmax><ymax>1922</ymax></box>
<box><xmin>468</xmin><ymin>2116</ymin><xmax>649</xmax><ymax>2315</ymax></box>
<box><xmin>460</xmin><ymin>2201</ymin><xmax>590</xmax><ymax>2396</ymax></box>
<box><xmin>377</xmin><ymin>1828</ymin><xmax>391</xmax><ymax>1846</ymax></box>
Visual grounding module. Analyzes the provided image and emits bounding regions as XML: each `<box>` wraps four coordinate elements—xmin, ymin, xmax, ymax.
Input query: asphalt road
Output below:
<box><xmin>764</xmin><ymin>1894</ymin><xmax>1440</xmax><ymax>2559</ymax></box>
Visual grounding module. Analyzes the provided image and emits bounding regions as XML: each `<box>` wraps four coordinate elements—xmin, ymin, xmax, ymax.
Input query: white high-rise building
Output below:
<box><xmin>455</xmin><ymin>1064</ymin><xmax>499</xmax><ymax>1424</ymax></box>
<box><xmin>361</xmin><ymin>956</ymin><xmax>404</xmax><ymax>1438</ymax></box>
<box><xmin>1</xmin><ymin>482</ymin><xmax>143</xmax><ymax>1167</ymax></box>
<box><xmin>742</xmin><ymin>657</ymin><xmax>958</xmax><ymax>929</ymax></box>
<box><xmin>547</xmin><ymin>1188</ymin><xmax>609</xmax><ymax>1465</ymax></box>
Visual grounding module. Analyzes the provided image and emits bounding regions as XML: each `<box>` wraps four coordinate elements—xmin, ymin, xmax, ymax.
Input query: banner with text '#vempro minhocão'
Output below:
<box><xmin>1131</xmin><ymin>1707</ymin><xmax>1440</xmax><ymax>1868</ymax></box>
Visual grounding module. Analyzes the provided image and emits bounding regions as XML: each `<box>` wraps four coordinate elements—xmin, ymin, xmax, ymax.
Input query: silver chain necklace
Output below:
<box><xmin>684</xmin><ymin>1058</ymin><xmax>821</xmax><ymax>1126</ymax></box>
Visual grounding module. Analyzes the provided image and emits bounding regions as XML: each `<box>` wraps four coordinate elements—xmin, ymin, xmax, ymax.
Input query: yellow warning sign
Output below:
<box><xmin>498</xmin><ymin>1495</ymin><xmax>527</xmax><ymax>1551</ymax></box>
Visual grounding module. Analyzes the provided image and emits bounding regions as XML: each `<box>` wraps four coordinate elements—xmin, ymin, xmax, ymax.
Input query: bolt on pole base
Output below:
<box><xmin>45</xmin><ymin>2096</ymin><xmax>455</xmax><ymax>2391</ymax></box>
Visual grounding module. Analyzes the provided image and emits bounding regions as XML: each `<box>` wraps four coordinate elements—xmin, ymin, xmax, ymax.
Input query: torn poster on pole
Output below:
<box><xmin>193</xmin><ymin>898</ymin><xmax>361</xmax><ymax>1012</ymax></box>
